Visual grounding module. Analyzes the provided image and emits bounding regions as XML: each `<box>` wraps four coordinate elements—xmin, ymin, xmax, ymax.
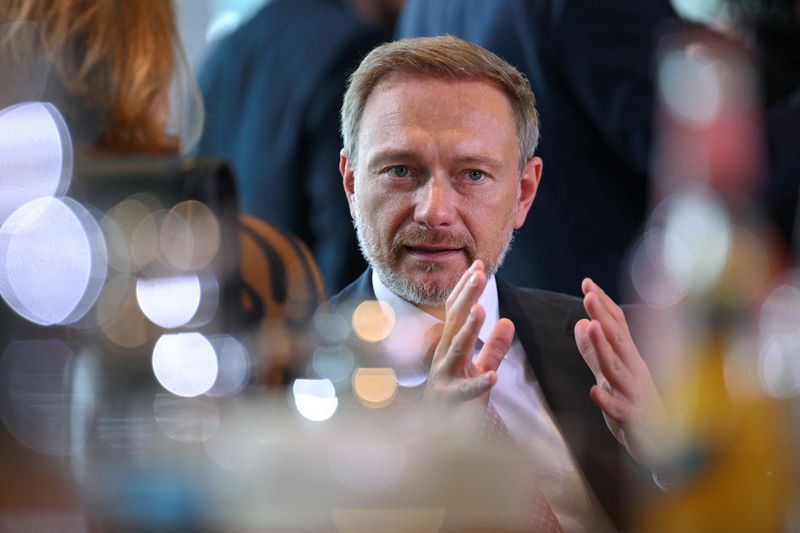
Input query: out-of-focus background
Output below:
<box><xmin>2</xmin><ymin>0</ymin><xmax>800</xmax><ymax>531</ymax></box>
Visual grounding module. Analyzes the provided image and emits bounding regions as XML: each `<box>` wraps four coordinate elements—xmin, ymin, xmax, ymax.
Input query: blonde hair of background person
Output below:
<box><xmin>0</xmin><ymin>0</ymin><xmax>202</xmax><ymax>154</ymax></box>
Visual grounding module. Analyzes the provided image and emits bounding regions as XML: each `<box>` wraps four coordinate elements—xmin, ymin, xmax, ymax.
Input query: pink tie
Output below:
<box><xmin>482</xmin><ymin>402</ymin><xmax>564</xmax><ymax>533</ymax></box>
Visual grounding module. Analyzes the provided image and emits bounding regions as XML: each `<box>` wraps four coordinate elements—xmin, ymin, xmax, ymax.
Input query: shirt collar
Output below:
<box><xmin>371</xmin><ymin>270</ymin><xmax>500</xmax><ymax>343</ymax></box>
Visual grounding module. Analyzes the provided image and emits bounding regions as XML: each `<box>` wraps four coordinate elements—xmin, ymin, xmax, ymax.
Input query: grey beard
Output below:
<box><xmin>353</xmin><ymin>214</ymin><xmax>515</xmax><ymax>307</ymax></box>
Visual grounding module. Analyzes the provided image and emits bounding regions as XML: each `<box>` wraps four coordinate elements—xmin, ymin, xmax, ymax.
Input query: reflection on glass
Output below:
<box><xmin>0</xmin><ymin>196</ymin><xmax>107</xmax><ymax>325</ymax></box>
<box><xmin>152</xmin><ymin>332</ymin><xmax>218</xmax><ymax>397</ymax></box>
<box><xmin>0</xmin><ymin>101</ymin><xmax>72</xmax><ymax>222</ymax></box>
<box><xmin>292</xmin><ymin>379</ymin><xmax>337</xmax><ymax>422</ymax></box>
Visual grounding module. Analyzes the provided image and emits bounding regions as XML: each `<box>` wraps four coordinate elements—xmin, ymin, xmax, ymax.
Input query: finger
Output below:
<box><xmin>588</xmin><ymin>321</ymin><xmax>636</xmax><ymax>399</ymax></box>
<box><xmin>589</xmin><ymin>384</ymin><xmax>630</xmax><ymax>424</ymax></box>
<box><xmin>441</xmin><ymin>304</ymin><xmax>484</xmax><ymax>374</ymax></box>
<box><xmin>582</xmin><ymin>278</ymin><xmax>625</xmax><ymax>323</ymax></box>
<box><xmin>582</xmin><ymin>289</ymin><xmax>639</xmax><ymax>370</ymax></box>
<box><xmin>574</xmin><ymin>318</ymin><xmax>601</xmax><ymax>377</ymax></box>
<box><xmin>442</xmin><ymin>370</ymin><xmax>496</xmax><ymax>402</ymax></box>
<box><xmin>474</xmin><ymin>317</ymin><xmax>514</xmax><ymax>373</ymax></box>
<box><xmin>446</xmin><ymin>260</ymin><xmax>484</xmax><ymax>310</ymax></box>
<box><xmin>440</xmin><ymin>268</ymin><xmax>486</xmax><ymax>353</ymax></box>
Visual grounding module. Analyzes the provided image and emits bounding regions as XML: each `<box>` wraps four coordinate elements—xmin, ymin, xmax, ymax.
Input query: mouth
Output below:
<box><xmin>403</xmin><ymin>245</ymin><xmax>464</xmax><ymax>260</ymax></box>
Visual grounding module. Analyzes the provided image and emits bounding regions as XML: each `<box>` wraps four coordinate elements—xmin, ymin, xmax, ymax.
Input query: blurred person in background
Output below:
<box><xmin>198</xmin><ymin>0</ymin><xmax>403</xmax><ymax>293</ymax></box>
<box><xmin>722</xmin><ymin>0</ymin><xmax>800</xmax><ymax>248</ymax></box>
<box><xmin>397</xmin><ymin>0</ymin><xmax>681</xmax><ymax>301</ymax></box>
<box><xmin>332</xmin><ymin>35</ymin><xmax>671</xmax><ymax>531</ymax></box>
<box><xmin>0</xmin><ymin>0</ymin><xmax>325</xmax><ymax>383</ymax></box>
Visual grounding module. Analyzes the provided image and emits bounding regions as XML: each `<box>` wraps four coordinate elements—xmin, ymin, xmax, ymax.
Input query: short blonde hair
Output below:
<box><xmin>341</xmin><ymin>35</ymin><xmax>539</xmax><ymax>171</ymax></box>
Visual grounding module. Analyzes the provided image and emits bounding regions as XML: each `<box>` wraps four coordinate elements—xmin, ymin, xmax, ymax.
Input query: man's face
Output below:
<box><xmin>341</xmin><ymin>75</ymin><xmax>541</xmax><ymax>309</ymax></box>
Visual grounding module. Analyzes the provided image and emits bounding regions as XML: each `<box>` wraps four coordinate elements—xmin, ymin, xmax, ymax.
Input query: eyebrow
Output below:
<box><xmin>366</xmin><ymin>151</ymin><xmax>507</xmax><ymax>174</ymax></box>
<box><xmin>451</xmin><ymin>155</ymin><xmax>506</xmax><ymax>173</ymax></box>
<box><xmin>366</xmin><ymin>150</ymin><xmax>421</xmax><ymax>173</ymax></box>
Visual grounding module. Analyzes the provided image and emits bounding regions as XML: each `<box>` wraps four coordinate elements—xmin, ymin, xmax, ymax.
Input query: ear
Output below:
<box><xmin>340</xmin><ymin>149</ymin><xmax>357</xmax><ymax>219</ymax></box>
<box><xmin>513</xmin><ymin>156</ymin><xmax>542</xmax><ymax>229</ymax></box>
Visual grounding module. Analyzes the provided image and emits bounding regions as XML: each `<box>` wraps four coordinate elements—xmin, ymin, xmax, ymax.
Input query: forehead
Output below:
<box><xmin>358</xmin><ymin>74</ymin><xmax>518</xmax><ymax>150</ymax></box>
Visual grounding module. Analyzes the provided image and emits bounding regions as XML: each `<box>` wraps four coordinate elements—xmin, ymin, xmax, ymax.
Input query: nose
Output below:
<box><xmin>412</xmin><ymin>174</ymin><xmax>457</xmax><ymax>228</ymax></box>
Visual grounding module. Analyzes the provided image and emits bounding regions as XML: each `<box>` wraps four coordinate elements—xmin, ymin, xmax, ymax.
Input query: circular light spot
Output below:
<box><xmin>0</xmin><ymin>340</ymin><xmax>86</xmax><ymax>455</ymax></box>
<box><xmin>352</xmin><ymin>301</ymin><xmax>395</xmax><ymax>343</ymax></box>
<box><xmin>352</xmin><ymin>368</ymin><xmax>398</xmax><ymax>409</ymax></box>
<box><xmin>659</xmin><ymin>193</ymin><xmax>731</xmax><ymax>292</ymax></box>
<box><xmin>292</xmin><ymin>379</ymin><xmax>338</xmax><ymax>422</ymax></box>
<box><xmin>207</xmin><ymin>336</ymin><xmax>251</xmax><ymax>397</ymax></box>
<box><xmin>758</xmin><ymin>335</ymin><xmax>800</xmax><ymax>399</ymax></box>
<box><xmin>160</xmin><ymin>200</ymin><xmax>220</xmax><ymax>271</ymax></box>
<box><xmin>327</xmin><ymin>443</ymin><xmax>406</xmax><ymax>492</ymax></box>
<box><xmin>153</xmin><ymin>394</ymin><xmax>219</xmax><ymax>443</ymax></box>
<box><xmin>102</xmin><ymin>198</ymin><xmax>154</xmax><ymax>273</ymax></box>
<box><xmin>313</xmin><ymin>308</ymin><xmax>351</xmax><ymax>344</ymax></box>
<box><xmin>312</xmin><ymin>345</ymin><xmax>355</xmax><ymax>383</ymax></box>
<box><xmin>136</xmin><ymin>274</ymin><xmax>201</xmax><ymax>329</ymax></box>
<box><xmin>0</xmin><ymin>197</ymin><xmax>107</xmax><ymax>325</ymax></box>
<box><xmin>629</xmin><ymin>229</ymin><xmax>691</xmax><ymax>308</ymax></box>
<box><xmin>0</xmin><ymin>102</ymin><xmax>72</xmax><ymax>223</ymax></box>
<box><xmin>152</xmin><ymin>333</ymin><xmax>218</xmax><ymax>397</ymax></box>
<box><xmin>659</xmin><ymin>49</ymin><xmax>723</xmax><ymax>126</ymax></box>
<box><xmin>97</xmin><ymin>273</ymin><xmax>151</xmax><ymax>348</ymax></box>
<box><xmin>130</xmin><ymin>211</ymin><xmax>162</xmax><ymax>269</ymax></box>
<box><xmin>760</xmin><ymin>283</ymin><xmax>800</xmax><ymax>338</ymax></box>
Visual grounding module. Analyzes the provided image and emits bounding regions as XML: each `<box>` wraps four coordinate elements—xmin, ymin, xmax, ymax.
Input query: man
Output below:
<box><xmin>331</xmin><ymin>36</ymin><xmax>668</xmax><ymax>531</ymax></box>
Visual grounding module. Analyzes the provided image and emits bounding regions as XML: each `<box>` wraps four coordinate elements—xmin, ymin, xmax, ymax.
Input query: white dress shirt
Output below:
<box><xmin>372</xmin><ymin>271</ymin><xmax>612</xmax><ymax>532</ymax></box>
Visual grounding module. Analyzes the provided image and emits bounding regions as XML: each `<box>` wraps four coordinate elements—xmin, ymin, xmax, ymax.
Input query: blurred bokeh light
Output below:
<box><xmin>152</xmin><ymin>332</ymin><xmax>218</xmax><ymax>398</ymax></box>
<box><xmin>0</xmin><ymin>102</ymin><xmax>72</xmax><ymax>223</ymax></box>
<box><xmin>352</xmin><ymin>300</ymin><xmax>395</xmax><ymax>343</ymax></box>
<box><xmin>136</xmin><ymin>274</ymin><xmax>202</xmax><ymax>329</ymax></box>
<box><xmin>207</xmin><ymin>335</ymin><xmax>251</xmax><ymax>397</ymax></box>
<box><xmin>0</xmin><ymin>196</ymin><xmax>107</xmax><ymax>325</ymax></box>
<box><xmin>292</xmin><ymin>379</ymin><xmax>338</xmax><ymax>422</ymax></box>
<box><xmin>352</xmin><ymin>367</ymin><xmax>398</xmax><ymax>409</ymax></box>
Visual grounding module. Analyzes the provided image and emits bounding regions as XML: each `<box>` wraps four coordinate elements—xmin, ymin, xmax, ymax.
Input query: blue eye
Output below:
<box><xmin>466</xmin><ymin>170</ymin><xmax>485</xmax><ymax>182</ymax></box>
<box><xmin>389</xmin><ymin>166</ymin><xmax>410</xmax><ymax>178</ymax></box>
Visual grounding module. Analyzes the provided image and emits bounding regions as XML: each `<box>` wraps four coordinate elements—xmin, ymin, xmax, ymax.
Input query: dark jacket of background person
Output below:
<box><xmin>397</xmin><ymin>0</ymin><xmax>679</xmax><ymax>300</ymax></box>
<box><xmin>198</xmin><ymin>0</ymin><xmax>390</xmax><ymax>292</ymax></box>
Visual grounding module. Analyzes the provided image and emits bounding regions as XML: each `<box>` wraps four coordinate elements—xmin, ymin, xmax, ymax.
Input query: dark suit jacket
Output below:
<box><xmin>397</xmin><ymin>0</ymin><xmax>679</xmax><ymax>300</ymax></box>
<box><xmin>329</xmin><ymin>270</ymin><xmax>648</xmax><ymax>530</ymax></box>
<box><xmin>198</xmin><ymin>0</ymin><xmax>388</xmax><ymax>292</ymax></box>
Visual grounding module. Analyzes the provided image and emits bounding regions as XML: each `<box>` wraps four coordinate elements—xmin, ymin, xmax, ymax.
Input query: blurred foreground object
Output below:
<box><xmin>628</xmin><ymin>26</ymin><xmax>796</xmax><ymax>532</ymax></box>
